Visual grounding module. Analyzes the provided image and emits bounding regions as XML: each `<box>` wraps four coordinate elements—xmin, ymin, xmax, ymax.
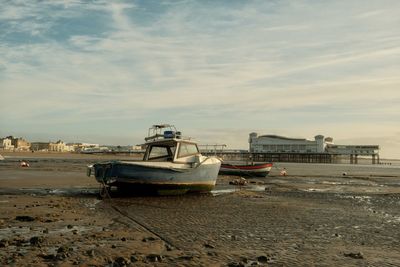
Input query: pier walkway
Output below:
<box><xmin>202</xmin><ymin>151</ymin><xmax>380</xmax><ymax>165</ymax></box>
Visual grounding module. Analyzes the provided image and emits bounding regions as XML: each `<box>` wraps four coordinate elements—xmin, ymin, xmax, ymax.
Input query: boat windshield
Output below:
<box><xmin>177</xmin><ymin>142</ymin><xmax>199</xmax><ymax>158</ymax></box>
<box><xmin>146</xmin><ymin>144</ymin><xmax>176</xmax><ymax>161</ymax></box>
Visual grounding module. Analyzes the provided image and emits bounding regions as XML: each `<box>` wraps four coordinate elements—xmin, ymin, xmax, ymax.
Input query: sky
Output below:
<box><xmin>0</xmin><ymin>0</ymin><xmax>399</xmax><ymax>158</ymax></box>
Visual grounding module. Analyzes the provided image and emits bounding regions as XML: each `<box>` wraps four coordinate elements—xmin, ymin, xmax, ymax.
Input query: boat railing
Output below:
<box><xmin>145</xmin><ymin>124</ymin><xmax>193</xmax><ymax>142</ymax></box>
<box><xmin>144</xmin><ymin>134</ymin><xmax>165</xmax><ymax>142</ymax></box>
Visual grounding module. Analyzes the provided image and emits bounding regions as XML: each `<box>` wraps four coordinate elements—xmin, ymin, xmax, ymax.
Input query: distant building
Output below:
<box><xmin>66</xmin><ymin>143</ymin><xmax>99</xmax><ymax>152</ymax></box>
<box><xmin>249</xmin><ymin>133</ymin><xmax>332</xmax><ymax>153</ymax></box>
<box><xmin>326</xmin><ymin>144</ymin><xmax>379</xmax><ymax>156</ymax></box>
<box><xmin>9</xmin><ymin>136</ymin><xmax>30</xmax><ymax>151</ymax></box>
<box><xmin>132</xmin><ymin>145</ymin><xmax>143</xmax><ymax>151</ymax></box>
<box><xmin>0</xmin><ymin>137</ymin><xmax>14</xmax><ymax>150</ymax></box>
<box><xmin>64</xmin><ymin>144</ymin><xmax>76</xmax><ymax>152</ymax></box>
<box><xmin>31</xmin><ymin>140</ymin><xmax>68</xmax><ymax>152</ymax></box>
<box><xmin>31</xmin><ymin>142</ymin><xmax>50</xmax><ymax>151</ymax></box>
<box><xmin>49</xmin><ymin>140</ymin><xmax>65</xmax><ymax>152</ymax></box>
<box><xmin>248</xmin><ymin>132</ymin><xmax>380</xmax><ymax>164</ymax></box>
<box><xmin>66</xmin><ymin>143</ymin><xmax>79</xmax><ymax>152</ymax></box>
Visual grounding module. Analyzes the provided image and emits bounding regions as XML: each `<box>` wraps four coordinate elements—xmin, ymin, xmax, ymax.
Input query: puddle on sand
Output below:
<box><xmin>211</xmin><ymin>188</ymin><xmax>237</xmax><ymax>196</ymax></box>
<box><xmin>339</xmin><ymin>195</ymin><xmax>400</xmax><ymax>224</ymax></box>
<box><xmin>304</xmin><ymin>188</ymin><xmax>330</xmax><ymax>192</ymax></box>
<box><xmin>340</xmin><ymin>195</ymin><xmax>372</xmax><ymax>201</ymax></box>
<box><xmin>0</xmin><ymin>187</ymin><xmax>99</xmax><ymax>196</ymax></box>
<box><xmin>48</xmin><ymin>189</ymin><xmax>67</xmax><ymax>195</ymax></box>
<box><xmin>249</xmin><ymin>185</ymin><xmax>266</xmax><ymax>191</ymax></box>
<box><xmin>211</xmin><ymin>185</ymin><xmax>266</xmax><ymax>196</ymax></box>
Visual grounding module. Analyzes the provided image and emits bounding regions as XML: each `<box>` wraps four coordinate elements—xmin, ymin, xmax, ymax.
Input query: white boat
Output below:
<box><xmin>87</xmin><ymin>124</ymin><xmax>221</xmax><ymax>195</ymax></box>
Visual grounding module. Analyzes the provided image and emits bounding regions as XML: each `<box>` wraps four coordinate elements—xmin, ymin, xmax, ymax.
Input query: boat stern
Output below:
<box><xmin>88</xmin><ymin>162</ymin><xmax>118</xmax><ymax>185</ymax></box>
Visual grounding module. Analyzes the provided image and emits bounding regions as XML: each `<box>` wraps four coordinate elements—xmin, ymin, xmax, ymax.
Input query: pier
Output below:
<box><xmin>202</xmin><ymin>150</ymin><xmax>380</xmax><ymax>165</ymax></box>
<box><xmin>244</xmin><ymin>133</ymin><xmax>380</xmax><ymax>164</ymax></box>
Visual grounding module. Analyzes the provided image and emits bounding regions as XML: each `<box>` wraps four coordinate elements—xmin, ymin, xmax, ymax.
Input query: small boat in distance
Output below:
<box><xmin>219</xmin><ymin>162</ymin><xmax>273</xmax><ymax>177</ymax></box>
<box><xmin>87</xmin><ymin>124</ymin><xmax>221</xmax><ymax>195</ymax></box>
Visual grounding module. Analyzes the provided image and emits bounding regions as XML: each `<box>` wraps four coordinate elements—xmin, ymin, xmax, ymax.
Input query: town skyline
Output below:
<box><xmin>0</xmin><ymin>132</ymin><xmax>394</xmax><ymax>162</ymax></box>
<box><xmin>1</xmin><ymin>1</ymin><xmax>399</xmax><ymax>158</ymax></box>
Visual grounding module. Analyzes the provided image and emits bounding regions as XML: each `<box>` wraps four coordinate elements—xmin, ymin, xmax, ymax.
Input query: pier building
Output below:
<box><xmin>245</xmin><ymin>132</ymin><xmax>379</xmax><ymax>164</ymax></box>
<box><xmin>326</xmin><ymin>144</ymin><xmax>380</xmax><ymax>164</ymax></box>
<box><xmin>247</xmin><ymin>133</ymin><xmax>379</xmax><ymax>164</ymax></box>
<box><xmin>248</xmin><ymin>133</ymin><xmax>331</xmax><ymax>153</ymax></box>
<box><xmin>203</xmin><ymin>133</ymin><xmax>380</xmax><ymax>164</ymax></box>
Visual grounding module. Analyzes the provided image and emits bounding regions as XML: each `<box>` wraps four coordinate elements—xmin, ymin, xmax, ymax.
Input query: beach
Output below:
<box><xmin>1</xmin><ymin>152</ymin><xmax>400</xmax><ymax>266</ymax></box>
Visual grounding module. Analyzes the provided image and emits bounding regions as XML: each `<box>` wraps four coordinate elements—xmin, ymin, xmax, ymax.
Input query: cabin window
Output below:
<box><xmin>148</xmin><ymin>146</ymin><xmax>170</xmax><ymax>160</ymax></box>
<box><xmin>178</xmin><ymin>143</ymin><xmax>199</xmax><ymax>158</ymax></box>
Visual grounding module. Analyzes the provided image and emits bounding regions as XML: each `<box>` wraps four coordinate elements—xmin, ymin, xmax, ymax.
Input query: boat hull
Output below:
<box><xmin>219</xmin><ymin>162</ymin><xmax>273</xmax><ymax>177</ymax></box>
<box><xmin>92</xmin><ymin>158</ymin><xmax>221</xmax><ymax>194</ymax></box>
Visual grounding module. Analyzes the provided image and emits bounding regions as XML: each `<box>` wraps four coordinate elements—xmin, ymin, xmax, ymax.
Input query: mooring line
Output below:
<box><xmin>99</xmin><ymin>181</ymin><xmax>180</xmax><ymax>250</ymax></box>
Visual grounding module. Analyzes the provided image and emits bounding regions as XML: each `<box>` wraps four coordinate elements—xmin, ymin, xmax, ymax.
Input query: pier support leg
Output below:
<box><xmin>350</xmin><ymin>154</ymin><xmax>353</xmax><ymax>164</ymax></box>
<box><xmin>355</xmin><ymin>154</ymin><xmax>358</xmax><ymax>164</ymax></box>
<box><xmin>372</xmin><ymin>154</ymin><xmax>376</xmax><ymax>164</ymax></box>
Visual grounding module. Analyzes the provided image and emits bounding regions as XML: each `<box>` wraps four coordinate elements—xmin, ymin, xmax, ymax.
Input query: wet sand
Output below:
<box><xmin>1</xmin><ymin>152</ymin><xmax>400</xmax><ymax>266</ymax></box>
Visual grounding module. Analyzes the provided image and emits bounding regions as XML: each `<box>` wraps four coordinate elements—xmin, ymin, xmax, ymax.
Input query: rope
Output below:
<box><xmin>98</xmin><ymin>171</ymin><xmax>179</xmax><ymax>250</ymax></box>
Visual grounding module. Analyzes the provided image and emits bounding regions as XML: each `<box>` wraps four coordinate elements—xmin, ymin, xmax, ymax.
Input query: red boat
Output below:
<box><xmin>219</xmin><ymin>162</ymin><xmax>273</xmax><ymax>177</ymax></box>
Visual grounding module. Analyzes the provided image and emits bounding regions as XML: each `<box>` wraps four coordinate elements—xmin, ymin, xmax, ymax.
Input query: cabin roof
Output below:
<box><xmin>144</xmin><ymin>138</ymin><xmax>197</xmax><ymax>146</ymax></box>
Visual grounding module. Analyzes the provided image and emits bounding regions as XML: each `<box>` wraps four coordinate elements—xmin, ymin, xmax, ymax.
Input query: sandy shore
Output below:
<box><xmin>1</xmin><ymin>153</ymin><xmax>400</xmax><ymax>266</ymax></box>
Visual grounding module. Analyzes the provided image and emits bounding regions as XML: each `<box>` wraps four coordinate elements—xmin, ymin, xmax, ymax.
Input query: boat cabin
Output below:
<box><xmin>143</xmin><ymin>130</ymin><xmax>201</xmax><ymax>164</ymax></box>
